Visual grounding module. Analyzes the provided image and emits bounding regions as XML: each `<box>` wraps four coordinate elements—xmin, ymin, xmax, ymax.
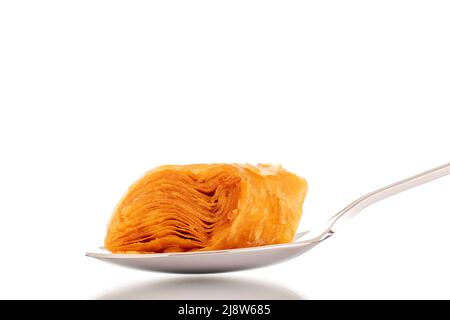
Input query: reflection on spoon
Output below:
<box><xmin>97</xmin><ymin>277</ymin><xmax>303</xmax><ymax>300</ymax></box>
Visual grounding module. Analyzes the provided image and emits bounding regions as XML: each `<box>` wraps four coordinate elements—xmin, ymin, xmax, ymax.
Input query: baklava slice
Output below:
<box><xmin>105</xmin><ymin>164</ymin><xmax>307</xmax><ymax>253</ymax></box>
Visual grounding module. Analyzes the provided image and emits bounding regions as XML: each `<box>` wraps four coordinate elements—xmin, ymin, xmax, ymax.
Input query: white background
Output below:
<box><xmin>0</xmin><ymin>1</ymin><xmax>449</xmax><ymax>299</ymax></box>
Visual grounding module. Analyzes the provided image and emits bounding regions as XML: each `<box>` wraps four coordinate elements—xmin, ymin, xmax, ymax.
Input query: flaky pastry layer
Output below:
<box><xmin>105</xmin><ymin>164</ymin><xmax>307</xmax><ymax>253</ymax></box>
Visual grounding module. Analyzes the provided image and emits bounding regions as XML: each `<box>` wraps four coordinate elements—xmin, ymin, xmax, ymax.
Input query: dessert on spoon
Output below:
<box><xmin>87</xmin><ymin>162</ymin><xmax>450</xmax><ymax>274</ymax></box>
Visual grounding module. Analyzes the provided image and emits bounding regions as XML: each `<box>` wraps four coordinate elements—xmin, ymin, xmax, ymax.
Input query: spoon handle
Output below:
<box><xmin>309</xmin><ymin>162</ymin><xmax>450</xmax><ymax>242</ymax></box>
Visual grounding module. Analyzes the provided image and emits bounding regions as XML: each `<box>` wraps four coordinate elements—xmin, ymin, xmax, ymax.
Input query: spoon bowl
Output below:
<box><xmin>86</xmin><ymin>240</ymin><xmax>318</xmax><ymax>274</ymax></box>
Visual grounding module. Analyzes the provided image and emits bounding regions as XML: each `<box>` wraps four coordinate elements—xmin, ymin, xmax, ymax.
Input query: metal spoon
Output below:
<box><xmin>86</xmin><ymin>163</ymin><xmax>450</xmax><ymax>274</ymax></box>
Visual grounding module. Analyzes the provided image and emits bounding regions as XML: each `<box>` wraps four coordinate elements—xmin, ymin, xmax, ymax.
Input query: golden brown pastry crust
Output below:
<box><xmin>104</xmin><ymin>164</ymin><xmax>307</xmax><ymax>253</ymax></box>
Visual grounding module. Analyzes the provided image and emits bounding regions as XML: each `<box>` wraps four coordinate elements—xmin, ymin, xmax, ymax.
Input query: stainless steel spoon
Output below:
<box><xmin>86</xmin><ymin>163</ymin><xmax>450</xmax><ymax>274</ymax></box>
